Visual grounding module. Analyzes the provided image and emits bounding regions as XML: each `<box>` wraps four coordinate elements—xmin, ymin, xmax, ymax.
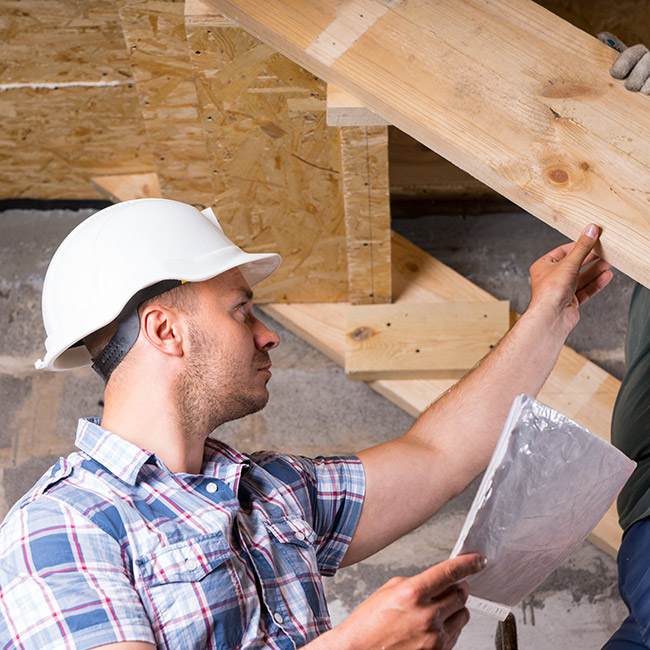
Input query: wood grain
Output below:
<box><xmin>208</xmin><ymin>0</ymin><xmax>650</xmax><ymax>289</ymax></box>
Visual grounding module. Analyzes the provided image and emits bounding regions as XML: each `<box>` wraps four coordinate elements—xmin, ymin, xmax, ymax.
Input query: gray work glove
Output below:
<box><xmin>598</xmin><ymin>32</ymin><xmax>650</xmax><ymax>94</ymax></box>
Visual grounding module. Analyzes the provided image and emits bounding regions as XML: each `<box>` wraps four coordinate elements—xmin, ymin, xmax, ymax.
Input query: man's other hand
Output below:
<box><xmin>598</xmin><ymin>32</ymin><xmax>650</xmax><ymax>94</ymax></box>
<box><xmin>324</xmin><ymin>554</ymin><xmax>487</xmax><ymax>650</ymax></box>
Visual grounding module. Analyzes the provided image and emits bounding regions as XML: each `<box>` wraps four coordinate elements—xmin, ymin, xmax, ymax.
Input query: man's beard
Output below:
<box><xmin>174</xmin><ymin>324</ymin><xmax>270</xmax><ymax>441</ymax></box>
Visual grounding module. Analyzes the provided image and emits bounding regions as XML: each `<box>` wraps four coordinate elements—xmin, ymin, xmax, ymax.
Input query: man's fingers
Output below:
<box><xmin>577</xmin><ymin>258</ymin><xmax>612</xmax><ymax>292</ymax></box>
<box><xmin>611</xmin><ymin>43</ymin><xmax>649</xmax><ymax>79</ymax></box>
<box><xmin>576</xmin><ymin>268</ymin><xmax>614</xmax><ymax>306</ymax></box>
<box><xmin>412</xmin><ymin>554</ymin><xmax>487</xmax><ymax>598</ymax></box>
<box><xmin>626</xmin><ymin>52</ymin><xmax>650</xmax><ymax>91</ymax></box>
<box><xmin>564</xmin><ymin>224</ymin><xmax>601</xmax><ymax>271</ymax></box>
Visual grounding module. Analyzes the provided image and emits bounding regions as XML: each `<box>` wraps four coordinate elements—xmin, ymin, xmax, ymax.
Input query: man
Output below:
<box><xmin>0</xmin><ymin>197</ymin><xmax>612</xmax><ymax>649</ymax></box>
<box><xmin>604</xmin><ymin>283</ymin><xmax>650</xmax><ymax>649</ymax></box>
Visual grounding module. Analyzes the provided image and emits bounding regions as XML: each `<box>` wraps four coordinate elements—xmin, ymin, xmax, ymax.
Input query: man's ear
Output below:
<box><xmin>140</xmin><ymin>305</ymin><xmax>185</xmax><ymax>358</ymax></box>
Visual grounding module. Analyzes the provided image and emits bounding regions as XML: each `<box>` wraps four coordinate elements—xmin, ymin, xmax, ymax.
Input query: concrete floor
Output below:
<box><xmin>0</xmin><ymin>206</ymin><xmax>636</xmax><ymax>648</ymax></box>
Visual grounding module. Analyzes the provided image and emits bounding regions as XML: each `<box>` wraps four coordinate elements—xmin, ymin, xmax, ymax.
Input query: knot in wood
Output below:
<box><xmin>547</xmin><ymin>168</ymin><xmax>568</xmax><ymax>184</ymax></box>
<box><xmin>352</xmin><ymin>326</ymin><xmax>373</xmax><ymax>341</ymax></box>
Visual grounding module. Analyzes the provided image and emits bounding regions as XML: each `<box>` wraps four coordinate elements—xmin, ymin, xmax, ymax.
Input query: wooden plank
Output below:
<box><xmin>326</xmin><ymin>85</ymin><xmax>388</xmax><ymax>127</ymax></box>
<box><xmin>346</xmin><ymin>301</ymin><xmax>510</xmax><ymax>380</ymax></box>
<box><xmin>207</xmin><ymin>0</ymin><xmax>650</xmax><ymax>290</ymax></box>
<box><xmin>340</xmin><ymin>125</ymin><xmax>391</xmax><ymax>304</ymax></box>
<box><xmin>184</xmin><ymin>0</ymin><xmax>349</xmax><ymax>303</ymax></box>
<box><xmin>90</xmin><ymin>172</ymin><xmax>161</xmax><ymax>202</ymax></box>
<box><xmin>117</xmin><ymin>0</ymin><xmax>214</xmax><ymax>208</ymax></box>
<box><xmin>261</xmin><ymin>231</ymin><xmax>623</xmax><ymax>557</ymax></box>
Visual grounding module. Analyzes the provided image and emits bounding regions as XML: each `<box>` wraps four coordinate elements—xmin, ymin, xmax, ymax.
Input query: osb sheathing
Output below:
<box><xmin>117</xmin><ymin>0</ymin><xmax>215</xmax><ymax>208</ymax></box>
<box><xmin>186</xmin><ymin>21</ymin><xmax>348</xmax><ymax>303</ymax></box>
<box><xmin>0</xmin><ymin>0</ymin><xmax>154</xmax><ymax>199</ymax></box>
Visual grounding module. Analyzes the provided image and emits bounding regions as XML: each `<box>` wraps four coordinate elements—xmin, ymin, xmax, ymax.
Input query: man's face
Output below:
<box><xmin>174</xmin><ymin>268</ymin><xmax>280</xmax><ymax>438</ymax></box>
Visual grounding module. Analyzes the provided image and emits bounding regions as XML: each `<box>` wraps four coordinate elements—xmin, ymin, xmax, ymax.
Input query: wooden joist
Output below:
<box><xmin>345</xmin><ymin>301</ymin><xmax>509</xmax><ymax>380</ymax></box>
<box><xmin>208</xmin><ymin>0</ymin><xmax>650</xmax><ymax>289</ymax></box>
<box><xmin>326</xmin><ymin>85</ymin><xmax>388</xmax><ymax>127</ymax></box>
<box><xmin>90</xmin><ymin>172</ymin><xmax>161</xmax><ymax>202</ymax></box>
<box><xmin>262</xmin><ymin>231</ymin><xmax>623</xmax><ymax>557</ymax></box>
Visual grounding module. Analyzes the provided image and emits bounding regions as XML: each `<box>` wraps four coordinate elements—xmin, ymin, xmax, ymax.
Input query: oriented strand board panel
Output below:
<box><xmin>185</xmin><ymin>0</ymin><xmax>349</xmax><ymax>302</ymax></box>
<box><xmin>346</xmin><ymin>301</ymin><xmax>509</xmax><ymax>380</ymax></box>
<box><xmin>340</xmin><ymin>125</ymin><xmax>392</xmax><ymax>304</ymax></box>
<box><xmin>208</xmin><ymin>0</ymin><xmax>650</xmax><ymax>289</ymax></box>
<box><xmin>117</xmin><ymin>0</ymin><xmax>214</xmax><ymax>208</ymax></box>
<box><xmin>0</xmin><ymin>0</ymin><xmax>154</xmax><ymax>199</ymax></box>
<box><xmin>262</xmin><ymin>231</ymin><xmax>623</xmax><ymax>557</ymax></box>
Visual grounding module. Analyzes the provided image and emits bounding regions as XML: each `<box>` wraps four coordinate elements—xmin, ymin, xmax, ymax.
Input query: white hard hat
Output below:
<box><xmin>35</xmin><ymin>198</ymin><xmax>281</xmax><ymax>375</ymax></box>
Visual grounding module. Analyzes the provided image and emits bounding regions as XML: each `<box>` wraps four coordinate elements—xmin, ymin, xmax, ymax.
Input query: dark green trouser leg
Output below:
<box><xmin>612</xmin><ymin>283</ymin><xmax>650</xmax><ymax>533</ymax></box>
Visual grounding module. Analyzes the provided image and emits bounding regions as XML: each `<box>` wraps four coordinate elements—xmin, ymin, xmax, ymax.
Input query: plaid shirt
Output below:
<box><xmin>0</xmin><ymin>418</ymin><xmax>365</xmax><ymax>649</ymax></box>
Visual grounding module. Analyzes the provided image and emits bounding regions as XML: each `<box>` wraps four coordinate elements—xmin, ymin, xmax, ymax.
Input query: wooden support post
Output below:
<box><xmin>327</xmin><ymin>85</ymin><xmax>391</xmax><ymax>304</ymax></box>
<box><xmin>345</xmin><ymin>301</ymin><xmax>509</xmax><ymax>380</ymax></box>
<box><xmin>339</xmin><ymin>124</ymin><xmax>392</xmax><ymax>304</ymax></box>
<box><xmin>209</xmin><ymin>0</ymin><xmax>650</xmax><ymax>289</ymax></box>
<box><xmin>261</xmin><ymin>231</ymin><xmax>623</xmax><ymax>557</ymax></box>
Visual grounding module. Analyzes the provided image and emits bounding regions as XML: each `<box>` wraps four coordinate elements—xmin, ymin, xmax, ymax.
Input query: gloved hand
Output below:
<box><xmin>598</xmin><ymin>32</ymin><xmax>650</xmax><ymax>94</ymax></box>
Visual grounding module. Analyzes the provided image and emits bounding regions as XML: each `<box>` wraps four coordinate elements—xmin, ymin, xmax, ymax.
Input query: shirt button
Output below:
<box><xmin>273</xmin><ymin>612</ymin><xmax>284</xmax><ymax>625</ymax></box>
<box><xmin>185</xmin><ymin>558</ymin><xmax>198</xmax><ymax>571</ymax></box>
<box><xmin>295</xmin><ymin>531</ymin><xmax>305</xmax><ymax>541</ymax></box>
<box><xmin>206</xmin><ymin>482</ymin><xmax>218</xmax><ymax>493</ymax></box>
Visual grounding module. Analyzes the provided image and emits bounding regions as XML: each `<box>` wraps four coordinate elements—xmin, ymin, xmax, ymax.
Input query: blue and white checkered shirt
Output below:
<box><xmin>0</xmin><ymin>418</ymin><xmax>365</xmax><ymax>649</ymax></box>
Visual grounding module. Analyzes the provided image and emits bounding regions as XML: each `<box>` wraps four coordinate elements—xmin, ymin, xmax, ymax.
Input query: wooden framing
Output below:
<box><xmin>208</xmin><ymin>0</ymin><xmax>650</xmax><ymax>290</ymax></box>
<box><xmin>262</xmin><ymin>231</ymin><xmax>623</xmax><ymax>557</ymax></box>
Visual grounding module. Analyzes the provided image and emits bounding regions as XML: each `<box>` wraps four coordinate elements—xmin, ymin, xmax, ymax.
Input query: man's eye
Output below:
<box><xmin>236</xmin><ymin>304</ymin><xmax>248</xmax><ymax>316</ymax></box>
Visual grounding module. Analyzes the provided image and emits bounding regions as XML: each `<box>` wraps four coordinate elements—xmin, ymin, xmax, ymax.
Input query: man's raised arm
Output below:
<box><xmin>345</xmin><ymin>223</ymin><xmax>612</xmax><ymax>565</ymax></box>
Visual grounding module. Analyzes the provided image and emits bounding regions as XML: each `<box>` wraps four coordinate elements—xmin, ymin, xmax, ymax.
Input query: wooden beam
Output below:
<box><xmin>261</xmin><ymin>231</ymin><xmax>623</xmax><ymax>557</ymax></box>
<box><xmin>207</xmin><ymin>0</ymin><xmax>650</xmax><ymax>289</ymax></box>
<box><xmin>346</xmin><ymin>301</ymin><xmax>509</xmax><ymax>380</ymax></box>
<box><xmin>326</xmin><ymin>85</ymin><xmax>388</xmax><ymax>127</ymax></box>
<box><xmin>339</xmin><ymin>125</ymin><xmax>392</xmax><ymax>304</ymax></box>
<box><xmin>90</xmin><ymin>172</ymin><xmax>161</xmax><ymax>202</ymax></box>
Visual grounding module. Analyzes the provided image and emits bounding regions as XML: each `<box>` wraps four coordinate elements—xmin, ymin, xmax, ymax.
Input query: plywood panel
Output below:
<box><xmin>208</xmin><ymin>0</ymin><xmax>650</xmax><ymax>290</ymax></box>
<box><xmin>340</xmin><ymin>125</ymin><xmax>391</xmax><ymax>304</ymax></box>
<box><xmin>345</xmin><ymin>301</ymin><xmax>509</xmax><ymax>380</ymax></box>
<box><xmin>261</xmin><ymin>231</ymin><xmax>623</xmax><ymax>556</ymax></box>
<box><xmin>185</xmin><ymin>0</ymin><xmax>348</xmax><ymax>302</ymax></box>
<box><xmin>117</xmin><ymin>0</ymin><xmax>214</xmax><ymax>207</ymax></box>
<box><xmin>0</xmin><ymin>0</ymin><xmax>153</xmax><ymax>199</ymax></box>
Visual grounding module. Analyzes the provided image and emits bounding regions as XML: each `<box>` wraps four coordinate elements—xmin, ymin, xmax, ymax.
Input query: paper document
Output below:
<box><xmin>450</xmin><ymin>395</ymin><xmax>635</xmax><ymax>620</ymax></box>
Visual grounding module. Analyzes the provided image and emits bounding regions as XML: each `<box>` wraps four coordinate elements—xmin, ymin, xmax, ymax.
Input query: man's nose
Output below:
<box><xmin>254</xmin><ymin>318</ymin><xmax>280</xmax><ymax>351</ymax></box>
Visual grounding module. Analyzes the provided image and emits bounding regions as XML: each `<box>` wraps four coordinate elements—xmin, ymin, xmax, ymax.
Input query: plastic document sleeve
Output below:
<box><xmin>450</xmin><ymin>394</ymin><xmax>636</xmax><ymax>620</ymax></box>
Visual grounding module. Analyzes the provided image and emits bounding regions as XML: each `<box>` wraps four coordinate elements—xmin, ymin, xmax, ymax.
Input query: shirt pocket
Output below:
<box><xmin>136</xmin><ymin>532</ymin><xmax>243</xmax><ymax>649</ymax></box>
<box><xmin>264</xmin><ymin>518</ymin><xmax>330</xmax><ymax>626</ymax></box>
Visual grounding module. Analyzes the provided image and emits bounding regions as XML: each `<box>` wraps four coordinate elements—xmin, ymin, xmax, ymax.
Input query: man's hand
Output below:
<box><xmin>318</xmin><ymin>554</ymin><xmax>486</xmax><ymax>650</ymax></box>
<box><xmin>598</xmin><ymin>32</ymin><xmax>650</xmax><ymax>94</ymax></box>
<box><xmin>526</xmin><ymin>223</ymin><xmax>613</xmax><ymax>337</ymax></box>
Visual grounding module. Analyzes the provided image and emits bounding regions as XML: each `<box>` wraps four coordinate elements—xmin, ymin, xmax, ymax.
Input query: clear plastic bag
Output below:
<box><xmin>450</xmin><ymin>394</ymin><xmax>635</xmax><ymax>620</ymax></box>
